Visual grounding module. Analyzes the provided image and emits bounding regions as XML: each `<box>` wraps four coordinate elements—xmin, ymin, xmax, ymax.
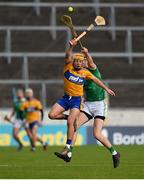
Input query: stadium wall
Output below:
<box><xmin>1</xmin><ymin>108</ymin><xmax>144</xmax><ymax>126</ymax></box>
<box><xmin>0</xmin><ymin>108</ymin><xmax>144</xmax><ymax>146</ymax></box>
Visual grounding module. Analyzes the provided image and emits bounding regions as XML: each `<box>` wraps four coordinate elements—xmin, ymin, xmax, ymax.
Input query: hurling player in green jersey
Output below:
<box><xmin>4</xmin><ymin>89</ymin><xmax>27</xmax><ymax>150</ymax></box>
<box><xmin>59</xmin><ymin>45</ymin><xmax>120</xmax><ymax>168</ymax></box>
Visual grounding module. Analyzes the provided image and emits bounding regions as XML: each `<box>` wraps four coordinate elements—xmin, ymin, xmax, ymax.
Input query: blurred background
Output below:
<box><xmin>0</xmin><ymin>0</ymin><xmax>144</xmax><ymax>146</ymax></box>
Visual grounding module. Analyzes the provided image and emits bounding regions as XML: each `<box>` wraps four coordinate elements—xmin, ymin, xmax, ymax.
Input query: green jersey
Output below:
<box><xmin>13</xmin><ymin>98</ymin><xmax>25</xmax><ymax>120</ymax></box>
<box><xmin>84</xmin><ymin>68</ymin><xmax>105</xmax><ymax>101</ymax></box>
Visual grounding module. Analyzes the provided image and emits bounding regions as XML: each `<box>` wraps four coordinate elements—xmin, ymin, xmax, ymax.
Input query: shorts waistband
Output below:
<box><xmin>64</xmin><ymin>94</ymin><xmax>81</xmax><ymax>99</ymax></box>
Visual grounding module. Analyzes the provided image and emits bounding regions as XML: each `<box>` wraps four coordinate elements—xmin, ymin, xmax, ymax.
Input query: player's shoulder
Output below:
<box><xmin>32</xmin><ymin>98</ymin><xmax>38</xmax><ymax>102</ymax></box>
<box><xmin>64</xmin><ymin>61</ymin><xmax>73</xmax><ymax>70</ymax></box>
<box><xmin>81</xmin><ymin>68</ymin><xmax>92</xmax><ymax>74</ymax></box>
<box><xmin>14</xmin><ymin>98</ymin><xmax>25</xmax><ymax>105</ymax></box>
<box><xmin>21</xmin><ymin>98</ymin><xmax>26</xmax><ymax>102</ymax></box>
<box><xmin>20</xmin><ymin>99</ymin><xmax>27</xmax><ymax>108</ymax></box>
<box><xmin>33</xmin><ymin>98</ymin><xmax>41</xmax><ymax>104</ymax></box>
<box><xmin>22</xmin><ymin>99</ymin><xmax>28</xmax><ymax>105</ymax></box>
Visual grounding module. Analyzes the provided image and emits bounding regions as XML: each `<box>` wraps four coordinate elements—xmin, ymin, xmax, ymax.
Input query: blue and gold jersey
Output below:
<box><xmin>20</xmin><ymin>98</ymin><xmax>42</xmax><ymax>123</ymax></box>
<box><xmin>64</xmin><ymin>62</ymin><xmax>94</xmax><ymax>96</ymax></box>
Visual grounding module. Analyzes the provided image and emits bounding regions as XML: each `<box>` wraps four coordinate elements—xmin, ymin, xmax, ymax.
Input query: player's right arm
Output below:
<box><xmin>64</xmin><ymin>41</ymin><xmax>77</xmax><ymax>65</ymax></box>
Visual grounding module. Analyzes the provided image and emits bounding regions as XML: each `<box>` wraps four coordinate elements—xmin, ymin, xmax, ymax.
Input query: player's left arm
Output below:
<box><xmin>86</xmin><ymin>72</ymin><xmax>115</xmax><ymax>96</ymax></box>
<box><xmin>81</xmin><ymin>47</ymin><xmax>97</xmax><ymax>69</ymax></box>
<box><xmin>92</xmin><ymin>76</ymin><xmax>115</xmax><ymax>96</ymax></box>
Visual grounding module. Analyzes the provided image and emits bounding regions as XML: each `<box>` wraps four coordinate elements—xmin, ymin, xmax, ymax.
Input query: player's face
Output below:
<box><xmin>17</xmin><ymin>90</ymin><xmax>24</xmax><ymax>99</ymax></box>
<box><xmin>25</xmin><ymin>92</ymin><xmax>33</xmax><ymax>100</ymax></box>
<box><xmin>73</xmin><ymin>59</ymin><xmax>84</xmax><ymax>70</ymax></box>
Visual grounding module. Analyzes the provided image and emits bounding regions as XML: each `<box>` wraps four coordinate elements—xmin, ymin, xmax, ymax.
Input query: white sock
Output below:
<box><xmin>42</xmin><ymin>142</ymin><xmax>46</xmax><ymax>146</ymax></box>
<box><xmin>112</xmin><ymin>150</ymin><xmax>117</xmax><ymax>155</ymax></box>
<box><xmin>66</xmin><ymin>144</ymin><xmax>70</xmax><ymax>149</ymax></box>
<box><xmin>31</xmin><ymin>147</ymin><xmax>36</xmax><ymax>151</ymax></box>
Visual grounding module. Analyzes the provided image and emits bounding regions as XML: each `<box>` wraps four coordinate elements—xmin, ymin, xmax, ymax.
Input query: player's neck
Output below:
<box><xmin>26</xmin><ymin>97</ymin><xmax>33</xmax><ymax>101</ymax></box>
<box><xmin>74</xmin><ymin>67</ymin><xmax>82</xmax><ymax>71</ymax></box>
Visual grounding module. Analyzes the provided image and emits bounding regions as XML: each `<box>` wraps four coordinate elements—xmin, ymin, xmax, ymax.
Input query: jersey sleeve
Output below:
<box><xmin>20</xmin><ymin>102</ymin><xmax>26</xmax><ymax>111</ymax></box>
<box><xmin>85</xmin><ymin>70</ymin><xmax>95</xmax><ymax>80</ymax></box>
<box><xmin>64</xmin><ymin>61</ymin><xmax>73</xmax><ymax>72</ymax></box>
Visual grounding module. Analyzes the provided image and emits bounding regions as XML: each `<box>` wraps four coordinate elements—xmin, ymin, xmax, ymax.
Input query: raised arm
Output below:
<box><xmin>65</xmin><ymin>39</ymin><xmax>78</xmax><ymax>64</ymax></box>
<box><xmin>81</xmin><ymin>47</ymin><xmax>96</xmax><ymax>69</ymax></box>
<box><xmin>65</xmin><ymin>42</ymin><xmax>77</xmax><ymax>64</ymax></box>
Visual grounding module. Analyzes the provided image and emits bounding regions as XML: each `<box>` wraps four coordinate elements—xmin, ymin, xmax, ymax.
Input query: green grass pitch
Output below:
<box><xmin>0</xmin><ymin>145</ymin><xmax>144</xmax><ymax>179</ymax></box>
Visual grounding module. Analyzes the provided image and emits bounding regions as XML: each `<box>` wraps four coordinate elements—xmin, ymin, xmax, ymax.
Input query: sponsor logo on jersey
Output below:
<box><xmin>64</xmin><ymin>71</ymin><xmax>84</xmax><ymax>85</ymax></box>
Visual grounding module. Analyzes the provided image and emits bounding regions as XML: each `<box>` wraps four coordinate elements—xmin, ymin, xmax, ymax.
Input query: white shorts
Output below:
<box><xmin>81</xmin><ymin>100</ymin><xmax>107</xmax><ymax>120</ymax></box>
<box><xmin>13</xmin><ymin>119</ymin><xmax>26</xmax><ymax>129</ymax></box>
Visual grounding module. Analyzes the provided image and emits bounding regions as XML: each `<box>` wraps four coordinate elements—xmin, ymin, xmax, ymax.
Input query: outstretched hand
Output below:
<box><xmin>106</xmin><ymin>88</ymin><xmax>116</xmax><ymax>96</ymax></box>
